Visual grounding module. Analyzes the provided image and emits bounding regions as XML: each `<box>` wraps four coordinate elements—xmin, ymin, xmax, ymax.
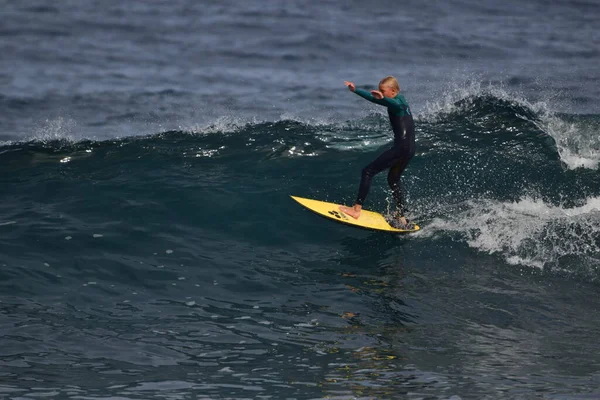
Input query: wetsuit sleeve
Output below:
<box><xmin>354</xmin><ymin>89</ymin><xmax>403</xmax><ymax>112</ymax></box>
<box><xmin>354</xmin><ymin>88</ymin><xmax>386</xmax><ymax>105</ymax></box>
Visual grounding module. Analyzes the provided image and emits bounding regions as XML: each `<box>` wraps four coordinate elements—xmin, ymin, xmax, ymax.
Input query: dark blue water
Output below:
<box><xmin>2</xmin><ymin>1</ymin><xmax>600</xmax><ymax>399</ymax></box>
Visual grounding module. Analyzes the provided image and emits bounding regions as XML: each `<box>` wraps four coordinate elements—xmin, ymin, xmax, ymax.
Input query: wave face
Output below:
<box><xmin>3</xmin><ymin>91</ymin><xmax>599</xmax><ymax>276</ymax></box>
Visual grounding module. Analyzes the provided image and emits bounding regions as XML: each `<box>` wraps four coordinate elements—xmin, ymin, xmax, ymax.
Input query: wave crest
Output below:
<box><xmin>420</xmin><ymin>79</ymin><xmax>599</xmax><ymax>170</ymax></box>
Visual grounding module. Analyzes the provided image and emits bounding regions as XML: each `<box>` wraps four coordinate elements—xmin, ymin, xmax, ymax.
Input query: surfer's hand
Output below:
<box><xmin>344</xmin><ymin>81</ymin><xmax>356</xmax><ymax>91</ymax></box>
<box><xmin>371</xmin><ymin>90</ymin><xmax>384</xmax><ymax>99</ymax></box>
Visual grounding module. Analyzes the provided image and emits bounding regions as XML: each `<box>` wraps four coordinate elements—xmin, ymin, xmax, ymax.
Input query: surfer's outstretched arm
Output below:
<box><xmin>345</xmin><ymin>81</ymin><xmax>403</xmax><ymax>111</ymax></box>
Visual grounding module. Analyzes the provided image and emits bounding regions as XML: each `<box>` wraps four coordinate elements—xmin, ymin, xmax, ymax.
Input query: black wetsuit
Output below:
<box><xmin>353</xmin><ymin>88</ymin><xmax>415</xmax><ymax>216</ymax></box>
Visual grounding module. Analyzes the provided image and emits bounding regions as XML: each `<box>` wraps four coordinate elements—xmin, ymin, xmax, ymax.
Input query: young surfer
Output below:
<box><xmin>339</xmin><ymin>76</ymin><xmax>415</xmax><ymax>228</ymax></box>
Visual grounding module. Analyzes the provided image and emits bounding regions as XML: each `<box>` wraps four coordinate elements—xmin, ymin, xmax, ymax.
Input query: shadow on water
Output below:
<box><xmin>316</xmin><ymin>230</ymin><xmax>418</xmax><ymax>328</ymax></box>
<box><xmin>296</xmin><ymin>230</ymin><xmax>449</xmax><ymax>398</ymax></box>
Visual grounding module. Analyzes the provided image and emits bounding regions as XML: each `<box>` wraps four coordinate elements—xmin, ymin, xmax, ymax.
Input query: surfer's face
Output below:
<box><xmin>379</xmin><ymin>84</ymin><xmax>397</xmax><ymax>98</ymax></box>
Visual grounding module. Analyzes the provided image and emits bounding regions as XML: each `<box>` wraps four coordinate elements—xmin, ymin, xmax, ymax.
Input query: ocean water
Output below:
<box><xmin>2</xmin><ymin>1</ymin><xmax>600</xmax><ymax>399</ymax></box>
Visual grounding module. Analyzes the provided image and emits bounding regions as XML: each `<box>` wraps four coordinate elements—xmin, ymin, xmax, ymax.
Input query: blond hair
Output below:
<box><xmin>379</xmin><ymin>76</ymin><xmax>400</xmax><ymax>92</ymax></box>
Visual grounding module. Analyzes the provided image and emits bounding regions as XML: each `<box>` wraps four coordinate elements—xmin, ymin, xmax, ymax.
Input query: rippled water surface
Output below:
<box><xmin>2</xmin><ymin>1</ymin><xmax>600</xmax><ymax>399</ymax></box>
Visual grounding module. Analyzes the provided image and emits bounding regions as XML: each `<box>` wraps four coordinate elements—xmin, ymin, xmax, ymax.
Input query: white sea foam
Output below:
<box><xmin>420</xmin><ymin>76</ymin><xmax>545</xmax><ymax>122</ymax></box>
<box><xmin>537</xmin><ymin>115</ymin><xmax>600</xmax><ymax>170</ymax></box>
<box><xmin>421</xmin><ymin>196</ymin><xmax>600</xmax><ymax>270</ymax></box>
<box><xmin>179</xmin><ymin>115</ymin><xmax>258</xmax><ymax>135</ymax></box>
<box><xmin>30</xmin><ymin>116</ymin><xmax>78</xmax><ymax>143</ymax></box>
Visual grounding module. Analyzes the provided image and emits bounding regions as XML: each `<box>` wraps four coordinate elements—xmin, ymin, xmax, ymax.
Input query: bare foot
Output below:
<box><xmin>388</xmin><ymin>212</ymin><xmax>412</xmax><ymax>228</ymax></box>
<box><xmin>395</xmin><ymin>216</ymin><xmax>415</xmax><ymax>229</ymax></box>
<box><xmin>339</xmin><ymin>204</ymin><xmax>361</xmax><ymax>219</ymax></box>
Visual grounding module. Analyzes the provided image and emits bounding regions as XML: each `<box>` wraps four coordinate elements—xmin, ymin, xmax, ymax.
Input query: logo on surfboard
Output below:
<box><xmin>328</xmin><ymin>210</ymin><xmax>348</xmax><ymax>220</ymax></box>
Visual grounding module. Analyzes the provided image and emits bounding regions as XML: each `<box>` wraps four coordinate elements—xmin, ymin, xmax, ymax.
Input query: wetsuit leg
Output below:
<box><xmin>355</xmin><ymin>147</ymin><xmax>402</xmax><ymax>206</ymax></box>
<box><xmin>387</xmin><ymin>155</ymin><xmax>413</xmax><ymax>216</ymax></box>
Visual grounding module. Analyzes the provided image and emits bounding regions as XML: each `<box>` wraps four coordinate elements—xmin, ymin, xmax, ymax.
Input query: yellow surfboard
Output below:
<box><xmin>291</xmin><ymin>196</ymin><xmax>420</xmax><ymax>233</ymax></box>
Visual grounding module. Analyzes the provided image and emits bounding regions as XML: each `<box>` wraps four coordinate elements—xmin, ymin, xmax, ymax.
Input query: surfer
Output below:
<box><xmin>339</xmin><ymin>76</ymin><xmax>415</xmax><ymax>228</ymax></box>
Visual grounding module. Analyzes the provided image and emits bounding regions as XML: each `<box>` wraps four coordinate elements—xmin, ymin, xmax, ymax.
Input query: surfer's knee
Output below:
<box><xmin>361</xmin><ymin>166</ymin><xmax>374</xmax><ymax>180</ymax></box>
